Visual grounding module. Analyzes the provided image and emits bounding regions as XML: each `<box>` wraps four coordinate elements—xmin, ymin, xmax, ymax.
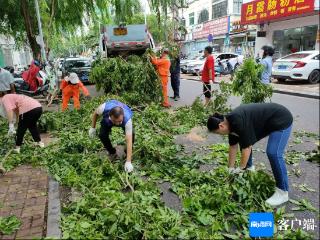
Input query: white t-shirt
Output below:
<box><xmin>0</xmin><ymin>68</ymin><xmax>15</xmax><ymax>92</ymax></box>
<box><xmin>96</xmin><ymin>103</ymin><xmax>133</xmax><ymax>135</ymax></box>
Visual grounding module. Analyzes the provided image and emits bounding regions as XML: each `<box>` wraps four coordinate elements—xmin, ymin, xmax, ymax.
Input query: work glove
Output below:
<box><xmin>8</xmin><ymin>123</ymin><xmax>16</xmax><ymax>136</ymax></box>
<box><xmin>88</xmin><ymin>127</ymin><xmax>96</xmax><ymax>138</ymax></box>
<box><xmin>228</xmin><ymin>167</ymin><xmax>244</xmax><ymax>174</ymax></box>
<box><xmin>124</xmin><ymin>161</ymin><xmax>134</xmax><ymax>173</ymax></box>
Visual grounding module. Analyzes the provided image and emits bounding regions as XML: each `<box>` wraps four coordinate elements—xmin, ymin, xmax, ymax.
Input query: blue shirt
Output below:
<box><xmin>101</xmin><ymin>100</ymin><xmax>133</xmax><ymax>128</ymax></box>
<box><xmin>260</xmin><ymin>56</ymin><xmax>273</xmax><ymax>84</ymax></box>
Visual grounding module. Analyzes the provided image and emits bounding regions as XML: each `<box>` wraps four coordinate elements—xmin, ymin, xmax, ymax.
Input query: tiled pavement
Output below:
<box><xmin>0</xmin><ymin>165</ymin><xmax>48</xmax><ymax>239</ymax></box>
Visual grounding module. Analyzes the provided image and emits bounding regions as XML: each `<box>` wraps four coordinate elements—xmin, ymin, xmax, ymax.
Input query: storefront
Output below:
<box><xmin>241</xmin><ymin>0</ymin><xmax>319</xmax><ymax>58</ymax></box>
<box><xmin>227</xmin><ymin>20</ymin><xmax>257</xmax><ymax>56</ymax></box>
<box><xmin>182</xmin><ymin>16</ymin><xmax>230</xmax><ymax>55</ymax></box>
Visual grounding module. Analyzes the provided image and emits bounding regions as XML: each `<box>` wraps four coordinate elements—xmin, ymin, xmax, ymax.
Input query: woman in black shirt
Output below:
<box><xmin>207</xmin><ymin>103</ymin><xmax>293</xmax><ymax>207</ymax></box>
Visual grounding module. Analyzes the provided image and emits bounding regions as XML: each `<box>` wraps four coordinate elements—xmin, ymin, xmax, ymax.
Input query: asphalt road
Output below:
<box><xmin>85</xmin><ymin>78</ymin><xmax>319</xmax><ymax>133</ymax></box>
<box><xmin>165</xmin><ymin>79</ymin><xmax>320</xmax><ymax>133</ymax></box>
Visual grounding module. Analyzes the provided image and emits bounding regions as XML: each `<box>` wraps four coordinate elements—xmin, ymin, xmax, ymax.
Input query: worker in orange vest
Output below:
<box><xmin>61</xmin><ymin>72</ymin><xmax>90</xmax><ymax>111</ymax></box>
<box><xmin>150</xmin><ymin>48</ymin><xmax>171</xmax><ymax>108</ymax></box>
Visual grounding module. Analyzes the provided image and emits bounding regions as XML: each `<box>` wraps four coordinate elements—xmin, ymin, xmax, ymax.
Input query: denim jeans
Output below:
<box><xmin>246</xmin><ymin>124</ymin><xmax>292</xmax><ymax>191</ymax></box>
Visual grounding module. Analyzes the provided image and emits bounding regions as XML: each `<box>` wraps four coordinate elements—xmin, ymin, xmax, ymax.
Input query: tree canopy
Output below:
<box><xmin>0</xmin><ymin>0</ymin><xmax>186</xmax><ymax>58</ymax></box>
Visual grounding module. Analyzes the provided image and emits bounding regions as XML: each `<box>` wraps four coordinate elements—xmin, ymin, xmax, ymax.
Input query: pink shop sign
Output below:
<box><xmin>192</xmin><ymin>16</ymin><xmax>230</xmax><ymax>40</ymax></box>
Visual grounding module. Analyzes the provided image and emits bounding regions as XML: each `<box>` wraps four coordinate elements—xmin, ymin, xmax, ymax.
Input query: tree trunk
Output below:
<box><xmin>46</xmin><ymin>0</ymin><xmax>55</xmax><ymax>49</ymax></box>
<box><xmin>20</xmin><ymin>0</ymin><xmax>40</xmax><ymax>59</ymax></box>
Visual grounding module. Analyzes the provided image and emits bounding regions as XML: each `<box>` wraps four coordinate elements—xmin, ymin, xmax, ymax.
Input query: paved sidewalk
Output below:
<box><xmin>0</xmin><ymin>165</ymin><xmax>48</xmax><ymax>239</ymax></box>
<box><xmin>181</xmin><ymin>74</ymin><xmax>320</xmax><ymax>98</ymax></box>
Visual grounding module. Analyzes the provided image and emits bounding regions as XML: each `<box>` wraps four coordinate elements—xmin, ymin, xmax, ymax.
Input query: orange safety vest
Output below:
<box><xmin>151</xmin><ymin>55</ymin><xmax>171</xmax><ymax>77</ymax></box>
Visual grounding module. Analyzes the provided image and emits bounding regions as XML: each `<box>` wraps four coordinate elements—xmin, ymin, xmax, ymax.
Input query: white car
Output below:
<box><xmin>191</xmin><ymin>53</ymin><xmax>244</xmax><ymax>76</ymax></box>
<box><xmin>272</xmin><ymin>51</ymin><xmax>320</xmax><ymax>84</ymax></box>
<box><xmin>181</xmin><ymin>55</ymin><xmax>202</xmax><ymax>73</ymax></box>
<box><xmin>183</xmin><ymin>56</ymin><xmax>205</xmax><ymax>74</ymax></box>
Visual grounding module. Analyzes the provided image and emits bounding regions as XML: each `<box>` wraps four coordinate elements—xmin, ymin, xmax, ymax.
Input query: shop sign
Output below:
<box><xmin>241</xmin><ymin>0</ymin><xmax>315</xmax><ymax>25</ymax></box>
<box><xmin>192</xmin><ymin>16</ymin><xmax>229</xmax><ymax>40</ymax></box>
<box><xmin>230</xmin><ymin>21</ymin><xmax>248</xmax><ymax>33</ymax></box>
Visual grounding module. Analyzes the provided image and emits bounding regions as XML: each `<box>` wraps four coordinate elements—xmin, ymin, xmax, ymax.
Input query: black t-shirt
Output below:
<box><xmin>226</xmin><ymin>103</ymin><xmax>293</xmax><ymax>149</ymax></box>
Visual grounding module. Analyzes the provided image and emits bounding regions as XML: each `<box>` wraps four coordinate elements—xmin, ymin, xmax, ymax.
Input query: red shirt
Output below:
<box><xmin>202</xmin><ymin>55</ymin><xmax>215</xmax><ymax>83</ymax></box>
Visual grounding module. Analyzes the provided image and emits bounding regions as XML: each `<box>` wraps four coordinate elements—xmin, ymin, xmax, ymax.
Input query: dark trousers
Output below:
<box><xmin>16</xmin><ymin>107</ymin><xmax>42</xmax><ymax>146</ymax></box>
<box><xmin>170</xmin><ymin>73</ymin><xmax>180</xmax><ymax>98</ymax></box>
<box><xmin>99</xmin><ymin>121</ymin><xmax>135</xmax><ymax>154</ymax></box>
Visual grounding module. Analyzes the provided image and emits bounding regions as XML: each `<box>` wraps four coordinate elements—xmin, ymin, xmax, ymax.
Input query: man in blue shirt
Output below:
<box><xmin>89</xmin><ymin>100</ymin><xmax>134</xmax><ymax>172</ymax></box>
<box><xmin>260</xmin><ymin>46</ymin><xmax>274</xmax><ymax>84</ymax></box>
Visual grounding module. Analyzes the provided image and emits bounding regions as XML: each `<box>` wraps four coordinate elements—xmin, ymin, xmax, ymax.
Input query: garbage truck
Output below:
<box><xmin>99</xmin><ymin>24</ymin><xmax>155</xmax><ymax>58</ymax></box>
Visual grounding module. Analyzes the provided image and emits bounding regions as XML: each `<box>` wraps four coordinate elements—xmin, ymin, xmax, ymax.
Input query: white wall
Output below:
<box><xmin>254</xmin><ymin>14</ymin><xmax>319</xmax><ymax>56</ymax></box>
<box><xmin>0</xmin><ymin>35</ymin><xmax>32</xmax><ymax>68</ymax></box>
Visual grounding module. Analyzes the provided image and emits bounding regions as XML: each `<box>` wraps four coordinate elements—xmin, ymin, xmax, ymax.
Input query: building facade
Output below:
<box><xmin>180</xmin><ymin>0</ymin><xmax>257</xmax><ymax>56</ymax></box>
<box><xmin>0</xmin><ymin>35</ymin><xmax>32</xmax><ymax>68</ymax></box>
<box><xmin>242</xmin><ymin>0</ymin><xmax>319</xmax><ymax>58</ymax></box>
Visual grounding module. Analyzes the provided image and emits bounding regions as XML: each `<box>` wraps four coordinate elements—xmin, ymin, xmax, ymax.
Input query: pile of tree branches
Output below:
<box><xmin>90</xmin><ymin>55</ymin><xmax>162</xmax><ymax>105</ymax></box>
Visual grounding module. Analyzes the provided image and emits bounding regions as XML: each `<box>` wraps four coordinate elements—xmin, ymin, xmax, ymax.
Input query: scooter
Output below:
<box><xmin>215</xmin><ymin>59</ymin><xmax>233</xmax><ymax>76</ymax></box>
<box><xmin>14</xmin><ymin>70</ymin><xmax>49</xmax><ymax>97</ymax></box>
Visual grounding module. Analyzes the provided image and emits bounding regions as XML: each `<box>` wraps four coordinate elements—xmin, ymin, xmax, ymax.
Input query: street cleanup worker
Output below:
<box><xmin>207</xmin><ymin>103</ymin><xmax>293</xmax><ymax>207</ymax></box>
<box><xmin>150</xmin><ymin>48</ymin><xmax>171</xmax><ymax>108</ymax></box>
<box><xmin>202</xmin><ymin>46</ymin><xmax>215</xmax><ymax>106</ymax></box>
<box><xmin>0</xmin><ymin>93</ymin><xmax>44</xmax><ymax>153</ymax></box>
<box><xmin>89</xmin><ymin>100</ymin><xmax>134</xmax><ymax>173</ymax></box>
<box><xmin>61</xmin><ymin>72</ymin><xmax>90</xmax><ymax>111</ymax></box>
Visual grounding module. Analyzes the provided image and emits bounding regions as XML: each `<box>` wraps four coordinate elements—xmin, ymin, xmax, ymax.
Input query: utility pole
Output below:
<box><xmin>34</xmin><ymin>0</ymin><xmax>47</xmax><ymax>62</ymax></box>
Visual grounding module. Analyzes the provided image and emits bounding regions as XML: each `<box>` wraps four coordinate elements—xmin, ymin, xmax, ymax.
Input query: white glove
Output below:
<box><xmin>229</xmin><ymin>167</ymin><xmax>244</xmax><ymax>174</ymax></box>
<box><xmin>88</xmin><ymin>127</ymin><xmax>96</xmax><ymax>138</ymax></box>
<box><xmin>8</xmin><ymin>123</ymin><xmax>16</xmax><ymax>136</ymax></box>
<box><xmin>124</xmin><ymin>161</ymin><xmax>134</xmax><ymax>173</ymax></box>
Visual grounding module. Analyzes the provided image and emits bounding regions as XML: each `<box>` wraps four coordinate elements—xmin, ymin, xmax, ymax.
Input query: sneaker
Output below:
<box><xmin>247</xmin><ymin>165</ymin><xmax>255</xmax><ymax>172</ymax></box>
<box><xmin>38</xmin><ymin>142</ymin><xmax>45</xmax><ymax>148</ymax></box>
<box><xmin>13</xmin><ymin>147</ymin><xmax>20</xmax><ymax>154</ymax></box>
<box><xmin>265</xmin><ymin>188</ymin><xmax>289</xmax><ymax>207</ymax></box>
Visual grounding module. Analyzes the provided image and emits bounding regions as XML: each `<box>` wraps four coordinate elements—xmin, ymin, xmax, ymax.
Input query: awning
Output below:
<box><xmin>229</xmin><ymin>31</ymin><xmax>256</xmax><ymax>38</ymax></box>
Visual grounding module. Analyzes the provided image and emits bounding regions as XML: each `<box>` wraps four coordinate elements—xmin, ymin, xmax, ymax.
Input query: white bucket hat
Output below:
<box><xmin>69</xmin><ymin>72</ymin><xmax>79</xmax><ymax>84</ymax></box>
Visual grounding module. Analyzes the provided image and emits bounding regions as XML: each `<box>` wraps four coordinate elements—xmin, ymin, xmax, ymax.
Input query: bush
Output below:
<box><xmin>232</xmin><ymin>58</ymin><xmax>273</xmax><ymax>103</ymax></box>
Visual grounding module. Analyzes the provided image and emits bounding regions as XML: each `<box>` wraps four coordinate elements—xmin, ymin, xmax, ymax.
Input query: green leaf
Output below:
<box><xmin>80</xmin><ymin>222</ymin><xmax>91</xmax><ymax>228</ymax></box>
<box><xmin>0</xmin><ymin>216</ymin><xmax>21</xmax><ymax>235</ymax></box>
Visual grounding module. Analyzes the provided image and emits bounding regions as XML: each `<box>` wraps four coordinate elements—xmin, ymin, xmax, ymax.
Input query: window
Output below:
<box><xmin>189</xmin><ymin>12</ymin><xmax>195</xmax><ymax>25</ymax></box>
<box><xmin>273</xmin><ymin>25</ymin><xmax>317</xmax><ymax>57</ymax></box>
<box><xmin>198</xmin><ymin>9</ymin><xmax>209</xmax><ymax>24</ymax></box>
<box><xmin>233</xmin><ymin>0</ymin><xmax>242</xmax><ymax>14</ymax></box>
<box><xmin>181</xmin><ymin>18</ymin><xmax>186</xmax><ymax>27</ymax></box>
<box><xmin>282</xmin><ymin>53</ymin><xmax>310</xmax><ymax>59</ymax></box>
<box><xmin>212</xmin><ymin>1</ymin><xmax>228</xmax><ymax>19</ymax></box>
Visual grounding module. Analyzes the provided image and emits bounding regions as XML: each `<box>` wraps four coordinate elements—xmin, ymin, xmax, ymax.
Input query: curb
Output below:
<box><xmin>181</xmin><ymin>78</ymin><xmax>319</xmax><ymax>100</ymax></box>
<box><xmin>46</xmin><ymin>176</ymin><xmax>62</xmax><ymax>239</ymax></box>
<box><xmin>272</xmin><ymin>89</ymin><xmax>319</xmax><ymax>99</ymax></box>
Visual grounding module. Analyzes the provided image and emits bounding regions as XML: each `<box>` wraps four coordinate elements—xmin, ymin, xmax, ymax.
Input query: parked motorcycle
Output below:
<box><xmin>216</xmin><ymin>59</ymin><xmax>233</xmax><ymax>75</ymax></box>
<box><xmin>14</xmin><ymin>70</ymin><xmax>49</xmax><ymax>97</ymax></box>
